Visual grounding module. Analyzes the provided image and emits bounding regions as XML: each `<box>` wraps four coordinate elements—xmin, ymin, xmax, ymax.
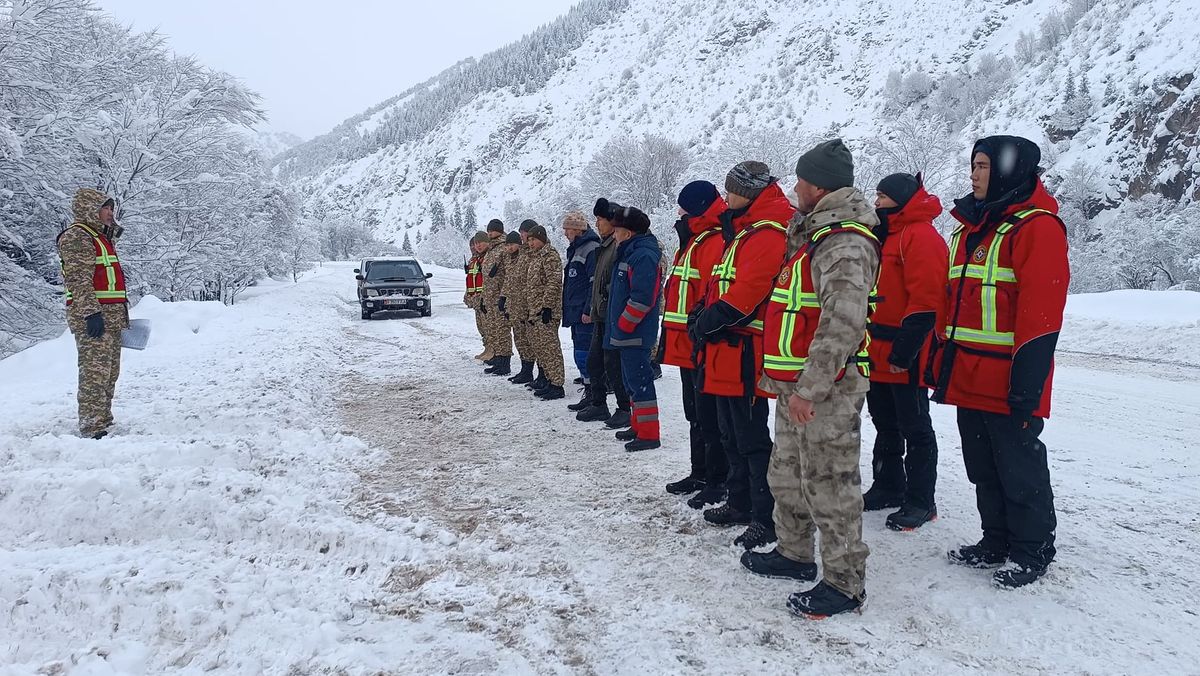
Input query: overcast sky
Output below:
<box><xmin>97</xmin><ymin>0</ymin><xmax>581</xmax><ymax>140</ymax></box>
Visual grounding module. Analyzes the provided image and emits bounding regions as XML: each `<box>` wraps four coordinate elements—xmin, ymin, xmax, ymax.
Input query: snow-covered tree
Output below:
<box><xmin>580</xmin><ymin>134</ymin><xmax>690</xmax><ymax>211</ymax></box>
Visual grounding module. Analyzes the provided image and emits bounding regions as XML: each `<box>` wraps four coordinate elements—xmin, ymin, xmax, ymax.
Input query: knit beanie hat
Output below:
<box><xmin>876</xmin><ymin>173</ymin><xmax>921</xmax><ymax>208</ymax></box>
<box><xmin>678</xmin><ymin>180</ymin><xmax>721</xmax><ymax>216</ymax></box>
<box><xmin>505</xmin><ymin>231</ymin><xmax>521</xmax><ymax>245</ymax></box>
<box><xmin>562</xmin><ymin>211</ymin><xmax>588</xmax><ymax>230</ymax></box>
<box><xmin>613</xmin><ymin>206</ymin><xmax>651</xmax><ymax>234</ymax></box>
<box><xmin>519</xmin><ymin>219</ymin><xmax>538</xmax><ymax>233</ymax></box>
<box><xmin>725</xmin><ymin>161</ymin><xmax>774</xmax><ymax>201</ymax></box>
<box><xmin>795</xmin><ymin>139</ymin><xmax>855</xmax><ymax>191</ymax></box>
<box><xmin>486</xmin><ymin>219</ymin><xmax>505</xmax><ymax>233</ymax></box>
<box><xmin>471</xmin><ymin>231</ymin><xmax>490</xmax><ymax>244</ymax></box>
<box><xmin>527</xmin><ymin>224</ymin><xmax>550</xmax><ymax>243</ymax></box>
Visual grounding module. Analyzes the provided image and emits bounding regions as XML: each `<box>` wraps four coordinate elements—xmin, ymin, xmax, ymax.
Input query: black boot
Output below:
<box><xmin>787</xmin><ymin>581</ymin><xmax>863</xmax><ymax>619</ymax></box>
<box><xmin>703</xmin><ymin>503</ymin><xmax>752</xmax><ymax>527</ymax></box>
<box><xmin>625</xmin><ymin>438</ymin><xmax>661</xmax><ymax>452</ymax></box>
<box><xmin>508</xmin><ymin>360</ymin><xmax>535</xmax><ymax>384</ymax></box>
<box><xmin>687</xmin><ymin>483</ymin><xmax>726</xmax><ymax>509</ymax></box>
<box><xmin>886</xmin><ymin>505</ymin><xmax>938</xmax><ymax>532</ymax></box>
<box><xmin>740</xmin><ymin>550</ymin><xmax>818</xmax><ymax>581</ymax></box>
<box><xmin>604</xmin><ymin>408</ymin><xmax>631</xmax><ymax>429</ymax></box>
<box><xmin>665</xmin><ymin>476</ymin><xmax>705</xmax><ymax>495</ymax></box>
<box><xmin>862</xmin><ymin>483</ymin><xmax>904</xmax><ymax>512</ymax></box>
<box><xmin>946</xmin><ymin>541</ymin><xmax>1008</xmax><ymax>569</ymax></box>
<box><xmin>485</xmin><ymin>355</ymin><xmax>511</xmax><ymax>375</ymax></box>
<box><xmin>576</xmin><ymin>404</ymin><xmax>610</xmax><ymax>422</ymax></box>
<box><xmin>734</xmin><ymin>522</ymin><xmax>777</xmax><ymax>550</ymax></box>
<box><xmin>573</xmin><ymin>376</ymin><xmax>584</xmax><ymax>385</ymax></box>
<box><xmin>567</xmin><ymin>385</ymin><xmax>592</xmax><ymax>411</ymax></box>
<box><xmin>526</xmin><ymin>374</ymin><xmax>548</xmax><ymax>391</ymax></box>
<box><xmin>615</xmin><ymin>428</ymin><xmax>637</xmax><ymax>442</ymax></box>
<box><xmin>537</xmin><ymin>384</ymin><xmax>565</xmax><ymax>400</ymax></box>
<box><xmin>992</xmin><ymin>562</ymin><xmax>1048</xmax><ymax>589</ymax></box>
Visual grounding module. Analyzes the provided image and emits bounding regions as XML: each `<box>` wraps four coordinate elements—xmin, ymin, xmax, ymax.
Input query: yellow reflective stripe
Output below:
<box><xmin>663</xmin><ymin>311</ymin><xmax>689</xmax><ymax>325</ymax></box>
<box><xmin>947</xmin><ymin>326</ymin><xmax>1015</xmax><ymax>346</ymax></box>
<box><xmin>949</xmin><ymin>264</ymin><xmax>1016</xmax><ymax>283</ymax></box>
<box><xmin>764</xmin><ymin>354</ymin><xmax>806</xmax><ymax>370</ymax></box>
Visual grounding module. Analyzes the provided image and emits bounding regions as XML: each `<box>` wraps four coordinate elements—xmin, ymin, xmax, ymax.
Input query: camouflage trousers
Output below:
<box><xmin>74</xmin><ymin>329</ymin><xmax>122</xmax><ymax>437</ymax></box>
<box><xmin>467</xmin><ymin>293</ymin><xmax>486</xmax><ymax>349</ymax></box>
<box><xmin>529</xmin><ymin>319</ymin><xmax>565</xmax><ymax>386</ymax></box>
<box><xmin>511</xmin><ymin>316</ymin><xmax>536</xmax><ymax>362</ymax></box>
<box><xmin>483</xmin><ymin>305</ymin><xmax>513</xmax><ymax>357</ymax></box>
<box><xmin>768</xmin><ymin>390</ymin><xmax>870</xmax><ymax>599</ymax></box>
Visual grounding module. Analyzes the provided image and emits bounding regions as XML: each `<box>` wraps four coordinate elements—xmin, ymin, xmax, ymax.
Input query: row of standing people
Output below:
<box><xmin>464</xmin><ymin>133</ymin><xmax>1068</xmax><ymax>619</ymax></box>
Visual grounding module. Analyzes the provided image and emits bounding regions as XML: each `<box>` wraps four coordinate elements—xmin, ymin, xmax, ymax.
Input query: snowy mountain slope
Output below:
<box><xmin>286</xmin><ymin>0</ymin><xmax>1198</xmax><ymax>259</ymax></box>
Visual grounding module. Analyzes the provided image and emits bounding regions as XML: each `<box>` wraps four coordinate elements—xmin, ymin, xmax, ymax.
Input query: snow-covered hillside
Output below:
<box><xmin>2</xmin><ymin>268</ymin><xmax>1198</xmax><ymax>672</ymax></box>
<box><xmin>283</xmin><ymin>0</ymin><xmax>1199</xmax><ymax>286</ymax></box>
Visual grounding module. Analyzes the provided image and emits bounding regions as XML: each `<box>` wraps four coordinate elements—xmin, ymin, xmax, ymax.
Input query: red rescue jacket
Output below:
<box><xmin>701</xmin><ymin>183</ymin><xmax>793</xmax><ymax>398</ymax></box>
<box><xmin>868</xmin><ymin>187</ymin><xmax>948</xmax><ymax>385</ymax></box>
<box><xmin>931</xmin><ymin>180</ymin><xmax>1069</xmax><ymax>418</ymax></box>
<box><xmin>662</xmin><ymin>199</ymin><xmax>728</xmax><ymax>368</ymax></box>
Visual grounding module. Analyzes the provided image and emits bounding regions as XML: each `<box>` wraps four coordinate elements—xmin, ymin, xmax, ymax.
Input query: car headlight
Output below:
<box><xmin>366</xmin><ymin>289</ymin><xmax>379</xmax><ymax>297</ymax></box>
<box><xmin>413</xmin><ymin>287</ymin><xmax>428</xmax><ymax>296</ymax></box>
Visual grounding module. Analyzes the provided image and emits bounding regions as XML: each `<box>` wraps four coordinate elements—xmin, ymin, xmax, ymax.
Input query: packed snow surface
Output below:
<box><xmin>2</xmin><ymin>265</ymin><xmax>1198</xmax><ymax>674</ymax></box>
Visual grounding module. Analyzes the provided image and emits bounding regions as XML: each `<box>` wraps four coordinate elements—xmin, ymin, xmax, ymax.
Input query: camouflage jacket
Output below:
<box><xmin>501</xmin><ymin>245</ymin><xmax>532</xmax><ymax>317</ymax></box>
<box><xmin>524</xmin><ymin>244</ymin><xmax>564</xmax><ymax>321</ymax></box>
<box><xmin>481</xmin><ymin>236</ymin><xmax>508</xmax><ymax>306</ymax></box>
<box><xmin>58</xmin><ymin>188</ymin><xmax>130</xmax><ymax>334</ymax></box>
<box><xmin>761</xmin><ymin>187</ymin><xmax>881</xmax><ymax>402</ymax></box>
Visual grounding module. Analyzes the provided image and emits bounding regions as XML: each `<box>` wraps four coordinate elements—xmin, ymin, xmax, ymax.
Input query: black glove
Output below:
<box><xmin>540</xmin><ymin>307</ymin><xmax>553</xmax><ymax>324</ymax></box>
<box><xmin>85</xmin><ymin>312</ymin><xmax>105</xmax><ymax>339</ymax></box>
<box><xmin>498</xmin><ymin>296</ymin><xmax>507</xmax><ymax>313</ymax></box>
<box><xmin>488</xmin><ymin>263</ymin><xmax>499</xmax><ymax>278</ymax></box>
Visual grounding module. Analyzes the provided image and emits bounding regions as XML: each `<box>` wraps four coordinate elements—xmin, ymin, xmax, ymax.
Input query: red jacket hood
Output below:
<box><xmin>952</xmin><ymin>178</ymin><xmax>1059</xmax><ymax>230</ymax></box>
<box><xmin>690</xmin><ymin>196</ymin><xmax>729</xmax><ymax>234</ymax></box>
<box><xmin>889</xmin><ymin>186</ymin><xmax>944</xmax><ymax>233</ymax></box>
<box><xmin>733</xmin><ymin>182</ymin><xmax>795</xmax><ymax>232</ymax></box>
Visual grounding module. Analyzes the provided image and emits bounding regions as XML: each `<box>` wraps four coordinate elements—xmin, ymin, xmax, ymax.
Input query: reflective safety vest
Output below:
<box><xmin>465</xmin><ymin>255</ymin><xmax>484</xmax><ymax>295</ymax></box>
<box><xmin>62</xmin><ymin>223</ymin><xmax>127</xmax><ymax>306</ymax></box>
<box><xmin>711</xmin><ymin>220</ymin><xmax>788</xmax><ymax>334</ymax></box>
<box><xmin>762</xmin><ymin>221</ymin><xmax>879</xmax><ymax>382</ymax></box>
<box><xmin>663</xmin><ymin>229</ymin><xmax>720</xmax><ymax>328</ymax></box>
<box><xmin>945</xmin><ymin>208</ymin><xmax>1054</xmax><ymax>350</ymax></box>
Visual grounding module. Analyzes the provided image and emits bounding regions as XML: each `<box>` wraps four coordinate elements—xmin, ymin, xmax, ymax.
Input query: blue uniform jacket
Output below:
<box><xmin>605</xmin><ymin>232</ymin><xmax>663</xmax><ymax>350</ymax></box>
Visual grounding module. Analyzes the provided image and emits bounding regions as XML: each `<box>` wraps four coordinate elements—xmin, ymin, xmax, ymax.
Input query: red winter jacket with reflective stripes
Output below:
<box><xmin>661</xmin><ymin>200</ymin><xmax>727</xmax><ymax>369</ymax></box>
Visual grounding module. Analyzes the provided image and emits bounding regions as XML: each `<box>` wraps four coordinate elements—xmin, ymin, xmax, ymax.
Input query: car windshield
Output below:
<box><xmin>366</xmin><ymin>260</ymin><xmax>422</xmax><ymax>281</ymax></box>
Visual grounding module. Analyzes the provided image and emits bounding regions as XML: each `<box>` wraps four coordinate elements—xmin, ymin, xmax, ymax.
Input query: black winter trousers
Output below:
<box><xmin>680</xmin><ymin>367</ymin><xmax>727</xmax><ymax>485</ymax></box>
<box><xmin>587</xmin><ymin>321</ymin><xmax>630</xmax><ymax>410</ymax></box>
<box><xmin>866</xmin><ymin>381</ymin><xmax>939</xmax><ymax>510</ymax></box>
<box><xmin>716</xmin><ymin>394</ymin><xmax>774</xmax><ymax>528</ymax></box>
<box><xmin>957</xmin><ymin>407</ymin><xmax>1057</xmax><ymax>568</ymax></box>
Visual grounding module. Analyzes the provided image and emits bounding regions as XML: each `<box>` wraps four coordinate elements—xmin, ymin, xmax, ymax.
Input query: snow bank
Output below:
<box><xmin>1061</xmin><ymin>289</ymin><xmax>1200</xmax><ymax>365</ymax></box>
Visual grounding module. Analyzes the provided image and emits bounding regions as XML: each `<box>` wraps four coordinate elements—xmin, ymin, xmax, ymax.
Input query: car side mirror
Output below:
<box><xmin>353</xmin><ymin>268</ymin><xmax>360</xmax><ymax>274</ymax></box>
<box><xmin>355</xmin><ymin>274</ymin><xmax>364</xmax><ymax>281</ymax></box>
<box><xmin>425</xmin><ymin>272</ymin><xmax>434</xmax><ymax>279</ymax></box>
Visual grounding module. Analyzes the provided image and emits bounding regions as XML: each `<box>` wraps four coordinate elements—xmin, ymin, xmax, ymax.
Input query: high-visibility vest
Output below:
<box><xmin>61</xmin><ymin>223</ymin><xmax>127</xmax><ymax>306</ymax></box>
<box><xmin>663</xmin><ymin>228</ymin><xmax>720</xmax><ymax>328</ymax></box>
<box><xmin>710</xmin><ymin>220</ymin><xmax>788</xmax><ymax>334</ymax></box>
<box><xmin>466</xmin><ymin>255</ymin><xmax>484</xmax><ymax>294</ymax></box>
<box><xmin>762</xmin><ymin>221</ymin><xmax>879</xmax><ymax>382</ymax></box>
<box><xmin>944</xmin><ymin>208</ymin><xmax>1054</xmax><ymax>350</ymax></box>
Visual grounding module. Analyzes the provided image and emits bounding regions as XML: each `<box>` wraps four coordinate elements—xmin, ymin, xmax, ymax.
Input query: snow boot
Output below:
<box><xmin>526</xmin><ymin>374</ymin><xmax>548</xmax><ymax>391</ymax></box>
<box><xmin>508</xmin><ymin>360</ymin><xmax>535</xmax><ymax>384</ymax></box>
<box><xmin>946</xmin><ymin>541</ymin><xmax>1008</xmax><ymax>569</ymax></box>
<box><xmin>665</xmin><ymin>476</ymin><xmax>705</xmax><ymax>495</ymax></box>
<box><xmin>573</xmin><ymin>376</ymin><xmax>585</xmax><ymax>385</ymax></box>
<box><xmin>886</xmin><ymin>505</ymin><xmax>938</xmax><ymax>532</ymax></box>
<box><xmin>703</xmin><ymin>503</ymin><xmax>752</xmax><ymax>528</ymax></box>
<box><xmin>576</xmin><ymin>404</ymin><xmax>610</xmax><ymax>422</ymax></box>
<box><xmin>615</xmin><ymin>428</ymin><xmax>637</xmax><ymax>442</ymax></box>
<box><xmin>862</xmin><ymin>483</ymin><xmax>904</xmax><ymax>512</ymax></box>
<box><xmin>485</xmin><ymin>356</ymin><xmax>512</xmax><ymax>376</ymax></box>
<box><xmin>992</xmin><ymin>561</ymin><xmax>1048</xmax><ymax>589</ymax></box>
<box><xmin>740</xmin><ymin>550</ymin><xmax>818</xmax><ymax>581</ymax></box>
<box><xmin>475</xmin><ymin>348</ymin><xmax>493</xmax><ymax>361</ymax></box>
<box><xmin>537</xmin><ymin>384</ymin><xmax>565</xmax><ymax>400</ymax></box>
<box><xmin>687</xmin><ymin>483</ymin><xmax>726</xmax><ymax>509</ymax></box>
<box><xmin>567</xmin><ymin>385</ymin><xmax>592</xmax><ymax>411</ymax></box>
<box><xmin>787</xmin><ymin>581</ymin><xmax>863</xmax><ymax>619</ymax></box>
<box><xmin>604</xmin><ymin>408</ymin><xmax>631</xmax><ymax>429</ymax></box>
<box><xmin>625</xmin><ymin>438</ymin><xmax>661</xmax><ymax>452</ymax></box>
<box><xmin>734</xmin><ymin>522</ymin><xmax>777</xmax><ymax>550</ymax></box>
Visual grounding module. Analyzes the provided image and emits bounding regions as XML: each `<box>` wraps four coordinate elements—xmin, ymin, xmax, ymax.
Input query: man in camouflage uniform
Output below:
<box><xmin>744</xmin><ymin>140</ymin><xmax>881</xmax><ymax>618</ymax></box>
<box><xmin>481</xmin><ymin>219</ymin><xmax>513</xmax><ymax>375</ymax></box>
<box><xmin>465</xmin><ymin>231</ymin><xmax>490</xmax><ymax>360</ymax></box>
<box><xmin>57</xmin><ymin>188</ymin><xmax>130</xmax><ymax>439</ymax></box>
<box><xmin>502</xmin><ymin>221</ymin><xmax>539</xmax><ymax>385</ymax></box>
<box><xmin>524</xmin><ymin>224</ymin><xmax>566</xmax><ymax>400</ymax></box>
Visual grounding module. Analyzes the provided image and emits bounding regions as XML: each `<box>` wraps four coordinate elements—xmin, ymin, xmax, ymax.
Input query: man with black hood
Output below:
<box><xmin>931</xmin><ymin>135</ymin><xmax>1069</xmax><ymax>589</ymax></box>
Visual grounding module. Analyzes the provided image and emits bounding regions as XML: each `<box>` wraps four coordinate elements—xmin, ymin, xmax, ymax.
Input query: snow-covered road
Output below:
<box><xmin>2</xmin><ymin>264</ymin><xmax>1198</xmax><ymax>674</ymax></box>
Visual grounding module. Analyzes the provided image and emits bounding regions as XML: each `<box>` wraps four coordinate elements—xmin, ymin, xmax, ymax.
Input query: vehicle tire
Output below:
<box><xmin>422</xmin><ymin>307</ymin><xmax>432</xmax><ymax>317</ymax></box>
<box><xmin>361</xmin><ymin>306</ymin><xmax>372</xmax><ymax>320</ymax></box>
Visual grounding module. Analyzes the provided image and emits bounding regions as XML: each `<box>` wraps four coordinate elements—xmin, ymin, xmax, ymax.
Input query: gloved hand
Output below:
<box><xmin>488</xmin><ymin>263</ymin><xmax>499</xmax><ymax>278</ymax></box>
<box><xmin>540</xmin><ymin>307</ymin><xmax>553</xmax><ymax>324</ymax></box>
<box><xmin>498</xmin><ymin>296</ymin><xmax>507</xmax><ymax>313</ymax></box>
<box><xmin>85</xmin><ymin>312</ymin><xmax>105</xmax><ymax>339</ymax></box>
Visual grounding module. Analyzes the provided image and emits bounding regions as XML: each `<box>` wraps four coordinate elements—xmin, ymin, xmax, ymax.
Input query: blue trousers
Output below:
<box><xmin>570</xmin><ymin>323</ymin><xmax>593</xmax><ymax>382</ymax></box>
<box><xmin>620</xmin><ymin>347</ymin><xmax>659</xmax><ymax>440</ymax></box>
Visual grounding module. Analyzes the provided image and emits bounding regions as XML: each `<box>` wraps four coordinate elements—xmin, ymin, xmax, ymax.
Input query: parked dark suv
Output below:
<box><xmin>356</xmin><ymin>256</ymin><xmax>433</xmax><ymax>319</ymax></box>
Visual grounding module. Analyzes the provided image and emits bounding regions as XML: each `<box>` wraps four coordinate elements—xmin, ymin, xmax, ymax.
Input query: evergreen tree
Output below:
<box><xmin>429</xmin><ymin>200</ymin><xmax>447</xmax><ymax>233</ymax></box>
